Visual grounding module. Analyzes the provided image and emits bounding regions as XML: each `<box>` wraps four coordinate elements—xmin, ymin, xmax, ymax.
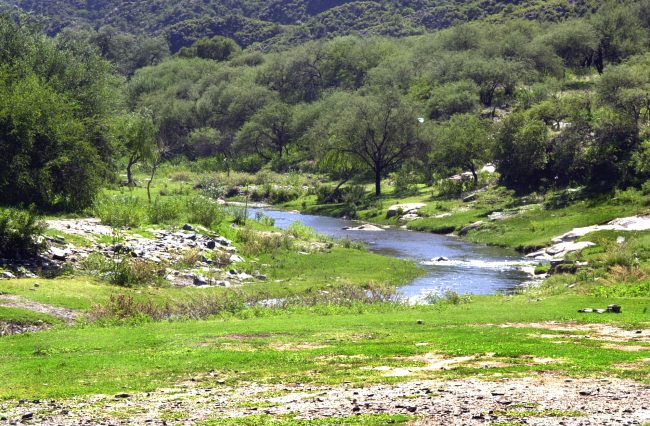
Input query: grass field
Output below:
<box><xmin>0</xmin><ymin>294</ymin><xmax>648</xmax><ymax>400</ymax></box>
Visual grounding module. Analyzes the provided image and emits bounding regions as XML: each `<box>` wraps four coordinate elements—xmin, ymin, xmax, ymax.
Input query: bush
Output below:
<box><xmin>147</xmin><ymin>197</ymin><xmax>182</xmax><ymax>224</ymax></box>
<box><xmin>341</xmin><ymin>185</ymin><xmax>368</xmax><ymax>217</ymax></box>
<box><xmin>186</xmin><ymin>196</ymin><xmax>225</xmax><ymax>228</ymax></box>
<box><xmin>93</xmin><ymin>195</ymin><xmax>146</xmax><ymax>227</ymax></box>
<box><xmin>0</xmin><ymin>208</ymin><xmax>45</xmax><ymax>259</ymax></box>
<box><xmin>285</xmin><ymin>221</ymin><xmax>315</xmax><ymax>239</ymax></box>
<box><xmin>255</xmin><ymin>211</ymin><xmax>275</xmax><ymax>227</ymax></box>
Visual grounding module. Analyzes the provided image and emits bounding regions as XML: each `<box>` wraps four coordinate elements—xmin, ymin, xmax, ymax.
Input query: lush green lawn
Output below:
<box><xmin>0</xmin><ymin>294</ymin><xmax>648</xmax><ymax>400</ymax></box>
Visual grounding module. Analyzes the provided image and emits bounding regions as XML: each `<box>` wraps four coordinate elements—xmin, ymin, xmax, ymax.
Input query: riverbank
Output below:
<box><xmin>2</xmin><ymin>170</ymin><xmax>650</xmax><ymax>425</ymax></box>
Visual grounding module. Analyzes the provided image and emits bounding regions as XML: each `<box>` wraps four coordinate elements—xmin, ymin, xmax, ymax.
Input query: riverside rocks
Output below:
<box><xmin>0</xmin><ymin>218</ymin><xmax>264</xmax><ymax>288</ymax></box>
<box><xmin>386</xmin><ymin>203</ymin><xmax>426</xmax><ymax>220</ymax></box>
<box><xmin>528</xmin><ymin>215</ymin><xmax>650</xmax><ymax>261</ymax></box>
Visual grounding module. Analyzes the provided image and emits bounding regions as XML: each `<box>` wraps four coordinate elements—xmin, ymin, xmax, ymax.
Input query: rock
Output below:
<box><xmin>607</xmin><ymin>304</ymin><xmax>622</xmax><ymax>313</ymax></box>
<box><xmin>193</xmin><ymin>276</ymin><xmax>209</xmax><ymax>286</ymax></box>
<box><xmin>0</xmin><ymin>271</ymin><xmax>16</xmax><ymax>279</ymax></box>
<box><xmin>182</xmin><ymin>224</ymin><xmax>194</xmax><ymax>231</ymax></box>
<box><xmin>386</xmin><ymin>203</ymin><xmax>426</xmax><ymax>219</ymax></box>
<box><xmin>230</xmin><ymin>254</ymin><xmax>244</xmax><ymax>263</ymax></box>
<box><xmin>206</xmin><ymin>240</ymin><xmax>217</xmax><ymax>250</ymax></box>
<box><xmin>343</xmin><ymin>224</ymin><xmax>384</xmax><ymax>232</ymax></box>
<box><xmin>463</xmin><ymin>194</ymin><xmax>477</xmax><ymax>203</ymax></box>
<box><xmin>432</xmin><ymin>256</ymin><xmax>449</xmax><ymax>262</ymax></box>
<box><xmin>459</xmin><ymin>221</ymin><xmax>484</xmax><ymax>236</ymax></box>
<box><xmin>255</xmin><ymin>274</ymin><xmax>268</xmax><ymax>281</ymax></box>
<box><xmin>49</xmin><ymin>247</ymin><xmax>70</xmax><ymax>261</ymax></box>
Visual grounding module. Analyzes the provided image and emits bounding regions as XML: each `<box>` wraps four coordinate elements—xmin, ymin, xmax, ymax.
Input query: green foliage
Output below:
<box><xmin>0</xmin><ymin>15</ymin><xmax>119</xmax><ymax>211</ymax></box>
<box><xmin>147</xmin><ymin>197</ymin><xmax>183</xmax><ymax>224</ymax></box>
<box><xmin>0</xmin><ymin>208</ymin><xmax>45</xmax><ymax>259</ymax></box>
<box><xmin>186</xmin><ymin>196</ymin><xmax>225</xmax><ymax>228</ymax></box>
<box><xmin>93</xmin><ymin>195</ymin><xmax>146</xmax><ymax>228</ymax></box>
<box><xmin>494</xmin><ymin>113</ymin><xmax>549</xmax><ymax>191</ymax></box>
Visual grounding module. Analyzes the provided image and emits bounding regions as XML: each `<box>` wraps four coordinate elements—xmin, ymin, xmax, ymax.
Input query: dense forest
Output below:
<box><xmin>1</xmin><ymin>0</ymin><xmax>650</xmax><ymax>210</ymax></box>
<box><xmin>0</xmin><ymin>0</ymin><xmax>598</xmax><ymax>51</ymax></box>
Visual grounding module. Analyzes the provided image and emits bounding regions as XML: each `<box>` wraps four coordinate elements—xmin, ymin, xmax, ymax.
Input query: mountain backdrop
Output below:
<box><xmin>0</xmin><ymin>0</ymin><xmax>597</xmax><ymax>51</ymax></box>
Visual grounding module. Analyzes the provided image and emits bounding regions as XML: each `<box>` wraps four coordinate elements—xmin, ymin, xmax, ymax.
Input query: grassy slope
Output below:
<box><xmin>0</xmin><ymin>294</ymin><xmax>648</xmax><ymax>400</ymax></box>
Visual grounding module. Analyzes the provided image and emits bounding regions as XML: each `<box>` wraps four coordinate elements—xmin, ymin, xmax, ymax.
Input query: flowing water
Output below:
<box><xmin>250</xmin><ymin>208</ymin><xmax>535</xmax><ymax>298</ymax></box>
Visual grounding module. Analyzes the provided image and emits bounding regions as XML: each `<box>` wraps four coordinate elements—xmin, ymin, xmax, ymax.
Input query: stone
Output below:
<box><xmin>343</xmin><ymin>224</ymin><xmax>384</xmax><ymax>232</ymax></box>
<box><xmin>463</xmin><ymin>194</ymin><xmax>477</xmax><ymax>203</ymax></box>
<box><xmin>193</xmin><ymin>276</ymin><xmax>209</xmax><ymax>286</ymax></box>
<box><xmin>1</xmin><ymin>271</ymin><xmax>16</xmax><ymax>279</ymax></box>
<box><xmin>386</xmin><ymin>203</ymin><xmax>426</xmax><ymax>219</ymax></box>
<box><xmin>182</xmin><ymin>224</ymin><xmax>194</xmax><ymax>231</ymax></box>
<box><xmin>432</xmin><ymin>256</ymin><xmax>449</xmax><ymax>262</ymax></box>
<box><xmin>459</xmin><ymin>221</ymin><xmax>484</xmax><ymax>236</ymax></box>
<box><xmin>50</xmin><ymin>247</ymin><xmax>70</xmax><ymax>261</ymax></box>
<box><xmin>230</xmin><ymin>254</ymin><xmax>244</xmax><ymax>263</ymax></box>
<box><xmin>206</xmin><ymin>240</ymin><xmax>217</xmax><ymax>249</ymax></box>
<box><xmin>607</xmin><ymin>304</ymin><xmax>622</xmax><ymax>313</ymax></box>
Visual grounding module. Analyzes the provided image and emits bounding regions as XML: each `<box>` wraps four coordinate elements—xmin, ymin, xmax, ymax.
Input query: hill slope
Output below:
<box><xmin>0</xmin><ymin>0</ymin><xmax>597</xmax><ymax>51</ymax></box>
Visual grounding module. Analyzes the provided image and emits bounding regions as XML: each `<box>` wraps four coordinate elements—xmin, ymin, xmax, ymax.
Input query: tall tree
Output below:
<box><xmin>433</xmin><ymin>114</ymin><xmax>491</xmax><ymax>186</ymax></box>
<box><xmin>327</xmin><ymin>92</ymin><xmax>421</xmax><ymax>196</ymax></box>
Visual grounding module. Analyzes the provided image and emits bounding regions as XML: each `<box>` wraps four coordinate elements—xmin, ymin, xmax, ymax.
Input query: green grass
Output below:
<box><xmin>1</xmin><ymin>294</ymin><xmax>649</xmax><ymax>400</ymax></box>
<box><xmin>0</xmin><ymin>307</ymin><xmax>59</xmax><ymax>325</ymax></box>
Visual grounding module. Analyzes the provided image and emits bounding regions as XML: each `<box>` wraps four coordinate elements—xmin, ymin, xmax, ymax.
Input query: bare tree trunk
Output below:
<box><xmin>147</xmin><ymin>161</ymin><xmax>159</xmax><ymax>205</ymax></box>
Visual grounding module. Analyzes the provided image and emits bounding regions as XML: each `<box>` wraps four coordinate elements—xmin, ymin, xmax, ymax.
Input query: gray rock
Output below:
<box><xmin>182</xmin><ymin>224</ymin><xmax>194</xmax><ymax>231</ymax></box>
<box><xmin>459</xmin><ymin>221</ymin><xmax>484</xmax><ymax>236</ymax></box>
<box><xmin>1</xmin><ymin>271</ymin><xmax>16</xmax><ymax>279</ymax></box>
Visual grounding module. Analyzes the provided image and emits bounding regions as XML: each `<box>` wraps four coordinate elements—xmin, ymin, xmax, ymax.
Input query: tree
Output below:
<box><xmin>426</xmin><ymin>80</ymin><xmax>480</xmax><ymax>120</ymax></box>
<box><xmin>597</xmin><ymin>59</ymin><xmax>650</xmax><ymax>126</ymax></box>
<box><xmin>433</xmin><ymin>114</ymin><xmax>491</xmax><ymax>186</ymax></box>
<box><xmin>193</xmin><ymin>36</ymin><xmax>241</xmax><ymax>61</ymax></box>
<box><xmin>494</xmin><ymin>113</ymin><xmax>549</xmax><ymax>190</ymax></box>
<box><xmin>235</xmin><ymin>101</ymin><xmax>294</xmax><ymax>162</ymax></box>
<box><xmin>327</xmin><ymin>92</ymin><xmax>421</xmax><ymax>196</ymax></box>
<box><xmin>591</xmin><ymin>2</ymin><xmax>647</xmax><ymax>72</ymax></box>
<box><xmin>112</xmin><ymin>110</ymin><xmax>158</xmax><ymax>187</ymax></box>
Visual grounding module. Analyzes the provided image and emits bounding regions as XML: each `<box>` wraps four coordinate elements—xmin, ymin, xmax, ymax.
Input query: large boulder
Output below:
<box><xmin>386</xmin><ymin>203</ymin><xmax>426</xmax><ymax>219</ymax></box>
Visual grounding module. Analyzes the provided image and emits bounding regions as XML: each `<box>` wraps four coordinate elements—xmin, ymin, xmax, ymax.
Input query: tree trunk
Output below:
<box><xmin>469</xmin><ymin>164</ymin><xmax>478</xmax><ymax>187</ymax></box>
<box><xmin>375</xmin><ymin>168</ymin><xmax>382</xmax><ymax>197</ymax></box>
<box><xmin>147</xmin><ymin>161</ymin><xmax>159</xmax><ymax>205</ymax></box>
<box><xmin>126</xmin><ymin>157</ymin><xmax>136</xmax><ymax>187</ymax></box>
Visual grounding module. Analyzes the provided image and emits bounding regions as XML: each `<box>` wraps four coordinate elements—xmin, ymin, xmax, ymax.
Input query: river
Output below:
<box><xmin>250</xmin><ymin>208</ymin><xmax>536</xmax><ymax>298</ymax></box>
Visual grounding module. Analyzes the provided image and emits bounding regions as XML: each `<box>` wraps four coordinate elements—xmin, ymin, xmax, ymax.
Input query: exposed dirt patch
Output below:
<box><xmin>222</xmin><ymin>332</ymin><xmax>285</xmax><ymax>340</ymax></box>
<box><xmin>602</xmin><ymin>343</ymin><xmax>650</xmax><ymax>352</ymax></box>
<box><xmin>491</xmin><ymin>321</ymin><xmax>650</xmax><ymax>343</ymax></box>
<box><xmin>2</xmin><ymin>376</ymin><xmax>649</xmax><ymax>425</ymax></box>
<box><xmin>0</xmin><ymin>295</ymin><xmax>79</xmax><ymax>324</ymax></box>
<box><xmin>269</xmin><ymin>342</ymin><xmax>329</xmax><ymax>351</ymax></box>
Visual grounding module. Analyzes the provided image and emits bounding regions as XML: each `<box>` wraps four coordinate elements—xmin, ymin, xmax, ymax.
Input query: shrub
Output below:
<box><xmin>228</xmin><ymin>205</ymin><xmax>248</xmax><ymax>225</ymax></box>
<box><xmin>238</xmin><ymin>226</ymin><xmax>291</xmax><ymax>255</ymax></box>
<box><xmin>186</xmin><ymin>196</ymin><xmax>225</xmax><ymax>228</ymax></box>
<box><xmin>285</xmin><ymin>221</ymin><xmax>315</xmax><ymax>240</ymax></box>
<box><xmin>341</xmin><ymin>185</ymin><xmax>368</xmax><ymax>217</ymax></box>
<box><xmin>255</xmin><ymin>212</ymin><xmax>275</xmax><ymax>227</ymax></box>
<box><xmin>147</xmin><ymin>197</ymin><xmax>182</xmax><ymax>224</ymax></box>
<box><xmin>93</xmin><ymin>195</ymin><xmax>146</xmax><ymax>227</ymax></box>
<box><xmin>0</xmin><ymin>208</ymin><xmax>45</xmax><ymax>259</ymax></box>
<box><xmin>110</xmin><ymin>258</ymin><xmax>166</xmax><ymax>287</ymax></box>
